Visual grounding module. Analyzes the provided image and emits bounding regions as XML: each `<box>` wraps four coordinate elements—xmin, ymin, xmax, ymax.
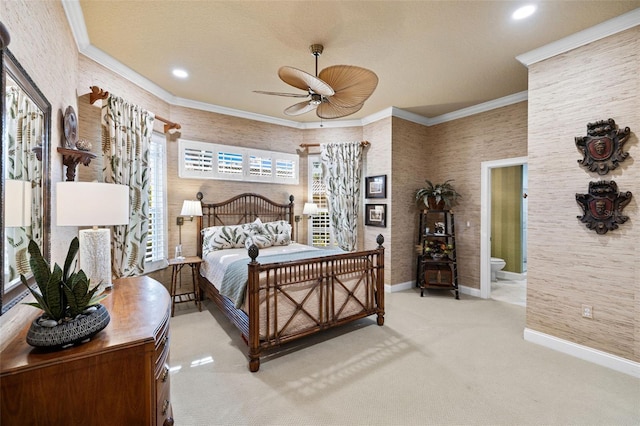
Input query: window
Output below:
<box><xmin>145</xmin><ymin>132</ymin><xmax>168</xmax><ymax>272</ymax></box>
<box><xmin>308</xmin><ymin>156</ymin><xmax>337</xmax><ymax>247</ymax></box>
<box><xmin>178</xmin><ymin>139</ymin><xmax>298</xmax><ymax>185</ymax></box>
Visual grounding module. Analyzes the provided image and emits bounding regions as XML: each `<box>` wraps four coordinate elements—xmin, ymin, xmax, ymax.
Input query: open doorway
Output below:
<box><xmin>480</xmin><ymin>156</ymin><xmax>527</xmax><ymax>304</ymax></box>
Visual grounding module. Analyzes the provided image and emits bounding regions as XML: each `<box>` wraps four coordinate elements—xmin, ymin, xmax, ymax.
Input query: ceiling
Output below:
<box><xmin>74</xmin><ymin>1</ymin><xmax>640</xmax><ymax>125</ymax></box>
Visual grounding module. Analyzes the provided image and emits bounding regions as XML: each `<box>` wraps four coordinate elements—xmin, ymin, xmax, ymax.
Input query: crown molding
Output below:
<box><xmin>517</xmin><ymin>8</ymin><xmax>640</xmax><ymax>67</ymax></box>
<box><xmin>62</xmin><ymin>0</ymin><xmax>89</xmax><ymax>50</ymax></box>
<box><xmin>428</xmin><ymin>92</ymin><xmax>528</xmax><ymax>125</ymax></box>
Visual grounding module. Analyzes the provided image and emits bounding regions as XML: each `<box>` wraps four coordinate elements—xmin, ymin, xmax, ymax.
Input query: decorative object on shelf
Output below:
<box><xmin>21</xmin><ymin>237</ymin><xmax>109</xmax><ymax>348</ymax></box>
<box><xmin>57</xmin><ymin>147</ymin><xmax>96</xmax><ymax>181</ymax></box>
<box><xmin>365</xmin><ymin>175</ymin><xmax>387</xmax><ymax>199</ymax></box>
<box><xmin>575</xmin><ymin>180</ymin><xmax>632</xmax><ymax>234</ymax></box>
<box><xmin>365</xmin><ymin>204</ymin><xmax>386</xmax><ymax>227</ymax></box>
<box><xmin>424</xmin><ymin>240</ymin><xmax>453</xmax><ymax>259</ymax></box>
<box><xmin>75</xmin><ymin>138</ymin><xmax>92</xmax><ymax>151</ymax></box>
<box><xmin>57</xmin><ymin>182</ymin><xmax>130</xmax><ymax>291</ymax></box>
<box><xmin>416</xmin><ymin>209</ymin><xmax>459</xmax><ymax>299</ymax></box>
<box><xmin>575</xmin><ymin>118</ymin><xmax>630</xmax><ymax>175</ymax></box>
<box><xmin>415</xmin><ymin>179</ymin><xmax>461</xmax><ymax>210</ymax></box>
<box><xmin>63</xmin><ymin>105</ymin><xmax>78</xmax><ymax>149</ymax></box>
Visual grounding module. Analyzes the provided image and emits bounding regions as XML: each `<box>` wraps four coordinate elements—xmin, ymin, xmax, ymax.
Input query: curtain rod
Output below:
<box><xmin>299</xmin><ymin>141</ymin><xmax>370</xmax><ymax>150</ymax></box>
<box><xmin>88</xmin><ymin>86</ymin><xmax>181</xmax><ymax>133</ymax></box>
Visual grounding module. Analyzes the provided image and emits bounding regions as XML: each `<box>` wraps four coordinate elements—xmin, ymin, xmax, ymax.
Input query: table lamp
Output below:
<box><xmin>57</xmin><ymin>182</ymin><xmax>129</xmax><ymax>291</ymax></box>
<box><xmin>5</xmin><ymin>180</ymin><xmax>32</xmax><ymax>227</ymax></box>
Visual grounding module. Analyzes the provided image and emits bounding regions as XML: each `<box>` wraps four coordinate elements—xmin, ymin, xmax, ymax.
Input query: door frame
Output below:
<box><xmin>480</xmin><ymin>156</ymin><xmax>528</xmax><ymax>299</ymax></box>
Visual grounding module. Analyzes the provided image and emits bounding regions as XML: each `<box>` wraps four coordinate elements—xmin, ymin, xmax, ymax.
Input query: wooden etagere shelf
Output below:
<box><xmin>416</xmin><ymin>209</ymin><xmax>459</xmax><ymax>299</ymax></box>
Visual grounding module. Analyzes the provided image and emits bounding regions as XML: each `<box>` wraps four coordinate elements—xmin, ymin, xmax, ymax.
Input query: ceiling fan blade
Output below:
<box><xmin>318</xmin><ymin>65</ymin><xmax>378</xmax><ymax>108</ymax></box>
<box><xmin>284</xmin><ymin>101</ymin><xmax>318</xmax><ymax>116</ymax></box>
<box><xmin>253</xmin><ymin>90</ymin><xmax>309</xmax><ymax>98</ymax></box>
<box><xmin>278</xmin><ymin>66</ymin><xmax>335</xmax><ymax>97</ymax></box>
<box><xmin>316</xmin><ymin>102</ymin><xmax>364</xmax><ymax>119</ymax></box>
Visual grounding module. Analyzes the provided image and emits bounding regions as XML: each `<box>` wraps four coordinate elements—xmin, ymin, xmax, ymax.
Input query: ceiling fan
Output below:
<box><xmin>254</xmin><ymin>44</ymin><xmax>378</xmax><ymax>119</ymax></box>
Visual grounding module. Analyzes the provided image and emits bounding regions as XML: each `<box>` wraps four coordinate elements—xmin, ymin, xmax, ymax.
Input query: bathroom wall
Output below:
<box><xmin>491</xmin><ymin>165</ymin><xmax>523</xmax><ymax>273</ymax></box>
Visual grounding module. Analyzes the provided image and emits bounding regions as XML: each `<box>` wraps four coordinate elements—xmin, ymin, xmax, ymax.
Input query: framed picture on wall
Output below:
<box><xmin>365</xmin><ymin>175</ymin><xmax>387</xmax><ymax>199</ymax></box>
<box><xmin>365</xmin><ymin>204</ymin><xmax>386</xmax><ymax>227</ymax></box>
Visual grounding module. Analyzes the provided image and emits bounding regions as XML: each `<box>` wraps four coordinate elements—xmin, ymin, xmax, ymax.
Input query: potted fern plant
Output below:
<box><xmin>21</xmin><ymin>237</ymin><xmax>110</xmax><ymax>348</ymax></box>
<box><xmin>415</xmin><ymin>179</ymin><xmax>461</xmax><ymax>210</ymax></box>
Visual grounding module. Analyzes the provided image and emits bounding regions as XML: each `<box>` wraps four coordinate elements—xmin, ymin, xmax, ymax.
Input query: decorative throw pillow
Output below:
<box><xmin>244</xmin><ymin>233</ymin><xmax>273</xmax><ymax>250</ymax></box>
<box><xmin>201</xmin><ymin>224</ymin><xmax>248</xmax><ymax>255</ymax></box>
<box><xmin>263</xmin><ymin>220</ymin><xmax>292</xmax><ymax>246</ymax></box>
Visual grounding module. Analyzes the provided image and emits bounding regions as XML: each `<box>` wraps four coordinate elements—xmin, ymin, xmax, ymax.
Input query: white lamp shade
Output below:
<box><xmin>57</xmin><ymin>182</ymin><xmax>129</xmax><ymax>226</ymax></box>
<box><xmin>303</xmin><ymin>202</ymin><xmax>318</xmax><ymax>215</ymax></box>
<box><xmin>5</xmin><ymin>180</ymin><xmax>32</xmax><ymax>227</ymax></box>
<box><xmin>180</xmin><ymin>200</ymin><xmax>202</xmax><ymax>217</ymax></box>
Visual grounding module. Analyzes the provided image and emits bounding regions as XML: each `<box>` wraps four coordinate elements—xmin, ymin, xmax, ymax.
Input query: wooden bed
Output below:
<box><xmin>196</xmin><ymin>193</ymin><xmax>385</xmax><ymax>372</ymax></box>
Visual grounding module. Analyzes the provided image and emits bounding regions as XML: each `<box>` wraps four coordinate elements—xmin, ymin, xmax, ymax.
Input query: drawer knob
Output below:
<box><xmin>162</xmin><ymin>335</ymin><xmax>169</xmax><ymax>346</ymax></box>
<box><xmin>162</xmin><ymin>399</ymin><xmax>170</xmax><ymax>416</ymax></box>
<box><xmin>161</xmin><ymin>365</ymin><xmax>169</xmax><ymax>382</ymax></box>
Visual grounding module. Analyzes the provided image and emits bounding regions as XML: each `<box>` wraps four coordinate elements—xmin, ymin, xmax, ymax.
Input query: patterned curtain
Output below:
<box><xmin>4</xmin><ymin>86</ymin><xmax>44</xmax><ymax>281</ymax></box>
<box><xmin>320</xmin><ymin>142</ymin><xmax>364</xmax><ymax>251</ymax></box>
<box><xmin>101</xmin><ymin>95</ymin><xmax>155</xmax><ymax>278</ymax></box>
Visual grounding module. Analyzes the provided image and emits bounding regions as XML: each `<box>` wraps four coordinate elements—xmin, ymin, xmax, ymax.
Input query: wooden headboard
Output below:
<box><xmin>196</xmin><ymin>193</ymin><xmax>295</xmax><ymax>257</ymax></box>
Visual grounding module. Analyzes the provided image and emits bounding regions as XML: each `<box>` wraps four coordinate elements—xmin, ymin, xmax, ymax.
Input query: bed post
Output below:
<box><xmin>375</xmin><ymin>234</ymin><xmax>385</xmax><ymax>326</ymax></box>
<box><xmin>247</xmin><ymin>244</ymin><xmax>261</xmax><ymax>372</ymax></box>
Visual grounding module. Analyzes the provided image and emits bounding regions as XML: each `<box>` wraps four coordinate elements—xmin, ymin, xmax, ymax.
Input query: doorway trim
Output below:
<box><xmin>480</xmin><ymin>156</ymin><xmax>528</xmax><ymax>299</ymax></box>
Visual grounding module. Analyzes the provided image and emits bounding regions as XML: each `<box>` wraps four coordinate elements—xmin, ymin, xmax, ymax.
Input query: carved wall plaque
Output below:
<box><xmin>576</xmin><ymin>181</ymin><xmax>632</xmax><ymax>234</ymax></box>
<box><xmin>575</xmin><ymin>118</ymin><xmax>630</xmax><ymax>175</ymax></box>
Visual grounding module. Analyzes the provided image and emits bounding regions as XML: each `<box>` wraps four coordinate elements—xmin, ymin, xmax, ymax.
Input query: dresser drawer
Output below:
<box><xmin>154</xmin><ymin>311</ymin><xmax>170</xmax><ymax>368</ymax></box>
<box><xmin>156</xmin><ymin>363</ymin><xmax>173</xmax><ymax>425</ymax></box>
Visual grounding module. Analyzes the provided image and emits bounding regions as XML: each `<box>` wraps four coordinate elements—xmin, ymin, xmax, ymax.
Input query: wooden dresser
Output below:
<box><xmin>0</xmin><ymin>276</ymin><xmax>173</xmax><ymax>425</ymax></box>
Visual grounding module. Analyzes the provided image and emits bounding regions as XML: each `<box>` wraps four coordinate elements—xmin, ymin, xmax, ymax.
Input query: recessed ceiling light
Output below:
<box><xmin>512</xmin><ymin>4</ymin><xmax>536</xmax><ymax>20</ymax></box>
<box><xmin>172</xmin><ymin>68</ymin><xmax>189</xmax><ymax>79</ymax></box>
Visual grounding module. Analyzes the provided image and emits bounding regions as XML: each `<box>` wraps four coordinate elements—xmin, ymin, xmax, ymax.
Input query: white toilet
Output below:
<box><xmin>490</xmin><ymin>257</ymin><xmax>506</xmax><ymax>281</ymax></box>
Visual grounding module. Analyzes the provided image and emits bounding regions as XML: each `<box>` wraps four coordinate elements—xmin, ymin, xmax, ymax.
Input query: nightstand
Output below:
<box><xmin>168</xmin><ymin>256</ymin><xmax>203</xmax><ymax>316</ymax></box>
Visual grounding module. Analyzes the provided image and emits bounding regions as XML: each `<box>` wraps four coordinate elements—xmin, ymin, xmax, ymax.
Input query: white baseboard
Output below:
<box><xmin>524</xmin><ymin>328</ymin><xmax>640</xmax><ymax>378</ymax></box>
<box><xmin>387</xmin><ymin>282</ymin><xmax>482</xmax><ymax>297</ymax></box>
<box><xmin>496</xmin><ymin>270</ymin><xmax>526</xmax><ymax>281</ymax></box>
<box><xmin>386</xmin><ymin>281</ymin><xmax>414</xmax><ymax>293</ymax></box>
<box><xmin>459</xmin><ymin>285</ymin><xmax>481</xmax><ymax>298</ymax></box>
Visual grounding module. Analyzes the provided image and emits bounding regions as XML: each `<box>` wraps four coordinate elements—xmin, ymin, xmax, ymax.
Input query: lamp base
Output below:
<box><xmin>79</xmin><ymin>228</ymin><xmax>113</xmax><ymax>294</ymax></box>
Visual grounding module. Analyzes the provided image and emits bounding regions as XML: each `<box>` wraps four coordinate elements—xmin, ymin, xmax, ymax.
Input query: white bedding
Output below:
<box><xmin>200</xmin><ymin>242</ymin><xmax>323</xmax><ymax>292</ymax></box>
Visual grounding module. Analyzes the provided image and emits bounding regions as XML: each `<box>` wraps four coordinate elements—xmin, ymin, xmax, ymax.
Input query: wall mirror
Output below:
<box><xmin>1</xmin><ymin>48</ymin><xmax>51</xmax><ymax>314</ymax></box>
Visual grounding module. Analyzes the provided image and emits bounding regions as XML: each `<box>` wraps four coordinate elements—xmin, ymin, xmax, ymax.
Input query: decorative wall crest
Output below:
<box><xmin>576</xmin><ymin>181</ymin><xmax>632</xmax><ymax>234</ymax></box>
<box><xmin>575</xmin><ymin>118</ymin><xmax>630</xmax><ymax>175</ymax></box>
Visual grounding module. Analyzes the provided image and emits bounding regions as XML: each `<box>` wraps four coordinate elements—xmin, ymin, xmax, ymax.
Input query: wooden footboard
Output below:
<box><xmin>198</xmin><ymin>236</ymin><xmax>385</xmax><ymax>372</ymax></box>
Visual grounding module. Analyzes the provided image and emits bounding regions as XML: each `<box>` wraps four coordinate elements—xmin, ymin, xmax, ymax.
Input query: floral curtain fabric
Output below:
<box><xmin>4</xmin><ymin>86</ymin><xmax>44</xmax><ymax>281</ymax></box>
<box><xmin>101</xmin><ymin>95</ymin><xmax>154</xmax><ymax>278</ymax></box>
<box><xmin>320</xmin><ymin>141</ymin><xmax>364</xmax><ymax>251</ymax></box>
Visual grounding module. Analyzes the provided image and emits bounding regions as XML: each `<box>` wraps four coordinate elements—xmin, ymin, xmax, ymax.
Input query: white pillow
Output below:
<box><xmin>263</xmin><ymin>220</ymin><xmax>292</xmax><ymax>246</ymax></box>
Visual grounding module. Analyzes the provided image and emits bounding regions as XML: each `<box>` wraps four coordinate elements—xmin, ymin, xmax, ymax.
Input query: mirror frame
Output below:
<box><xmin>1</xmin><ymin>48</ymin><xmax>51</xmax><ymax>314</ymax></box>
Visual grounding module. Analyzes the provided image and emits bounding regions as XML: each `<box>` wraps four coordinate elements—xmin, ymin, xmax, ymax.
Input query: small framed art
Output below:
<box><xmin>365</xmin><ymin>204</ymin><xmax>386</xmax><ymax>227</ymax></box>
<box><xmin>365</xmin><ymin>175</ymin><xmax>387</xmax><ymax>199</ymax></box>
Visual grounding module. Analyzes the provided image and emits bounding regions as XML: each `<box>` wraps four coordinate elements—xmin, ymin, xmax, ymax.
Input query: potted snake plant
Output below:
<box><xmin>415</xmin><ymin>179</ymin><xmax>462</xmax><ymax>210</ymax></box>
<box><xmin>21</xmin><ymin>237</ymin><xmax>110</xmax><ymax>348</ymax></box>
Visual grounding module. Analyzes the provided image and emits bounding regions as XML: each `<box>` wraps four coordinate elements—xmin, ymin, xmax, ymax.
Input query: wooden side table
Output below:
<box><xmin>168</xmin><ymin>256</ymin><xmax>203</xmax><ymax>316</ymax></box>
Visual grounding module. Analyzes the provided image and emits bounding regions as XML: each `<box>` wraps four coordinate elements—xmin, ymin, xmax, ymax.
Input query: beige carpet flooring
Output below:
<box><xmin>169</xmin><ymin>289</ymin><xmax>639</xmax><ymax>425</ymax></box>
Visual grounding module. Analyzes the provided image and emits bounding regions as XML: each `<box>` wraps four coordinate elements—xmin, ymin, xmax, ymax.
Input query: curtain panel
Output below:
<box><xmin>4</xmin><ymin>86</ymin><xmax>44</xmax><ymax>280</ymax></box>
<box><xmin>101</xmin><ymin>95</ymin><xmax>155</xmax><ymax>278</ymax></box>
<box><xmin>320</xmin><ymin>141</ymin><xmax>364</xmax><ymax>251</ymax></box>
